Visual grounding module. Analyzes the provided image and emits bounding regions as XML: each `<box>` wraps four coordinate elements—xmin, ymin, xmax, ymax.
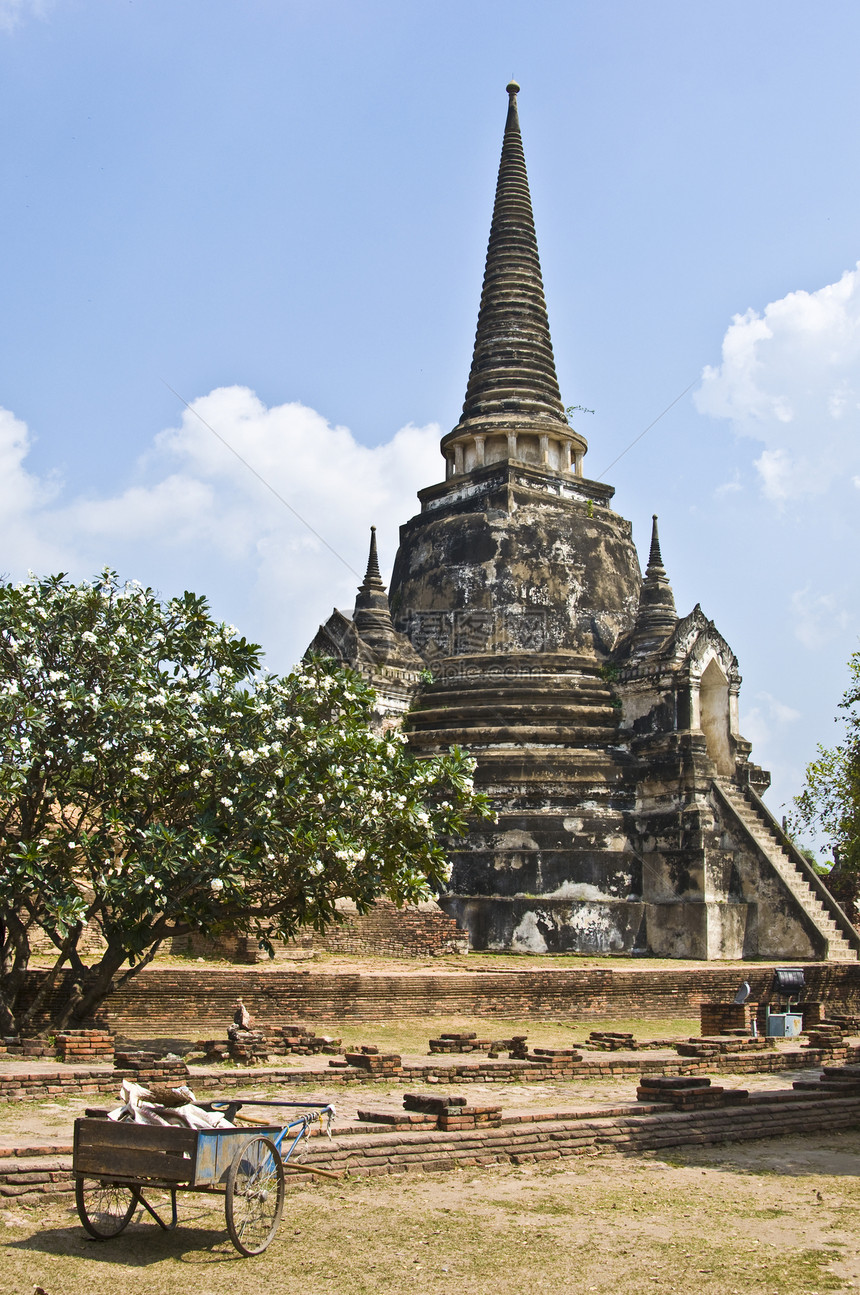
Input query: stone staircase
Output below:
<box><xmin>714</xmin><ymin>778</ymin><xmax>858</xmax><ymax>962</ymax></box>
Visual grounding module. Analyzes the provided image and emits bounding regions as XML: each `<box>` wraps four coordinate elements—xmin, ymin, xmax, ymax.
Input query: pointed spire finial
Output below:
<box><xmin>442</xmin><ymin>80</ymin><xmax>585</xmax><ymax>469</ymax></box>
<box><xmin>352</xmin><ymin>527</ymin><xmax>421</xmax><ymax>667</ymax></box>
<box><xmin>364</xmin><ymin>525</ymin><xmax>382</xmax><ymax>584</ymax></box>
<box><xmin>631</xmin><ymin>513</ymin><xmax>677</xmax><ymax>652</ymax></box>
<box><xmin>647</xmin><ymin>515</ymin><xmax>665</xmax><ymax>574</ymax></box>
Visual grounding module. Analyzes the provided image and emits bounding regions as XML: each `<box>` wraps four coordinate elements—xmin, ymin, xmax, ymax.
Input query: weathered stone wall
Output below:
<box><xmin>390</xmin><ymin>464</ymin><xmax>641</xmax><ymax>663</ymax></box>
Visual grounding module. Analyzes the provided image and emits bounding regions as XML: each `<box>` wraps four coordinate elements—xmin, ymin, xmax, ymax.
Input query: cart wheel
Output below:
<box><xmin>225</xmin><ymin>1135</ymin><xmax>285</xmax><ymax>1256</ymax></box>
<box><xmin>75</xmin><ymin>1177</ymin><xmax>140</xmax><ymax>1239</ymax></box>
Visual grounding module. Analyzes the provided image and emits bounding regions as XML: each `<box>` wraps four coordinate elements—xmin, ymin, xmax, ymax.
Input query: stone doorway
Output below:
<box><xmin>700</xmin><ymin>658</ymin><xmax>733</xmax><ymax>775</ymax></box>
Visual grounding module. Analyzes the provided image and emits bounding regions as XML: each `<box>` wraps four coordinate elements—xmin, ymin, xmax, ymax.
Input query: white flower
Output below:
<box><xmin>220</xmin><ymin>796</ymin><xmax>233</xmax><ymax>807</ymax></box>
<box><xmin>210</xmin><ymin>878</ymin><xmax>224</xmax><ymax>892</ymax></box>
<box><xmin>81</xmin><ymin>631</ymin><xmax>97</xmax><ymax>644</ymax></box>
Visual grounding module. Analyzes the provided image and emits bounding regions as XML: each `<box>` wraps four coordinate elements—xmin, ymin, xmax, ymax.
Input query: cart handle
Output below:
<box><xmin>204</xmin><ymin>1099</ymin><xmax>335</xmax><ymax>1113</ymax></box>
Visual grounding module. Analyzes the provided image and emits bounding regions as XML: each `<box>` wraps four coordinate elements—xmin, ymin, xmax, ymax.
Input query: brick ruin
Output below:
<box><xmin>309</xmin><ymin>82</ymin><xmax>859</xmax><ymax>963</ymax></box>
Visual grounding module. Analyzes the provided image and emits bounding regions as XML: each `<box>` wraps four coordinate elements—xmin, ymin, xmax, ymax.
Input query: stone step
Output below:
<box><xmin>408</xmin><ymin>724</ymin><xmax>622</xmax><ymax>747</ymax></box>
<box><xmin>411</xmin><ymin>702</ymin><xmax>620</xmax><ymax>725</ymax></box>
<box><xmin>716</xmin><ymin>779</ymin><xmax>858</xmax><ymax>961</ymax></box>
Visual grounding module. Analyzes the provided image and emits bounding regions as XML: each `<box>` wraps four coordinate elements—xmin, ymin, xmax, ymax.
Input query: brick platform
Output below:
<box><xmin>55</xmin><ymin>1030</ymin><xmax>114</xmax><ymax>1062</ymax></box>
<box><xmin>6</xmin><ymin>1089</ymin><xmax>860</xmax><ymax>1202</ymax></box>
<box><xmin>3</xmin><ymin>1043</ymin><xmax>860</xmax><ymax>1103</ymax></box>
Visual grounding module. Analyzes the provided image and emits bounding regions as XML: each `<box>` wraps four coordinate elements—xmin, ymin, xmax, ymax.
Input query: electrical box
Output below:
<box><xmin>766</xmin><ymin>1012</ymin><xmax>803</xmax><ymax>1038</ymax></box>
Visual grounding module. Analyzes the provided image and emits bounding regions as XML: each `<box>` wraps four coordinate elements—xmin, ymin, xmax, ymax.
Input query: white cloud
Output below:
<box><xmin>695</xmin><ymin>264</ymin><xmax>860</xmax><ymax>500</ymax></box>
<box><xmin>0</xmin><ymin>0</ymin><xmax>50</xmax><ymax>32</ymax></box>
<box><xmin>713</xmin><ymin>474</ymin><xmax>742</xmax><ymax>499</ymax></box>
<box><xmin>790</xmin><ymin>586</ymin><xmax>854</xmax><ymax>651</ymax></box>
<box><xmin>0</xmin><ymin>389</ymin><xmax>444</xmax><ymax>670</ymax></box>
<box><xmin>740</xmin><ymin>692</ymin><xmax>801</xmax><ymax>774</ymax></box>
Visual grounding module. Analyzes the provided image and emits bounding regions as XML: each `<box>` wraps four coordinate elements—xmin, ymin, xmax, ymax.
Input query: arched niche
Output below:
<box><xmin>699</xmin><ymin>658</ymin><xmax>733</xmax><ymax>775</ymax></box>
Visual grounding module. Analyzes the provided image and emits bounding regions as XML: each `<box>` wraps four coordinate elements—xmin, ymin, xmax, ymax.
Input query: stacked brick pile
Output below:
<box><xmin>0</xmin><ymin>1143</ymin><xmax>74</xmax><ymax>1201</ymax></box>
<box><xmin>676</xmin><ymin>1035</ymin><xmax>774</xmax><ymax>1059</ymax></box>
<box><xmin>803</xmin><ymin>1023</ymin><xmax>845</xmax><ymax>1052</ymax></box>
<box><xmin>793</xmin><ymin>1063</ymin><xmax>860</xmax><ymax>1094</ymax></box>
<box><xmin>0</xmin><ymin>1036</ymin><xmax>54</xmax><ymax>1058</ymax></box>
<box><xmin>822</xmin><ymin>1011</ymin><xmax>860</xmax><ymax>1032</ymax></box>
<box><xmin>637</xmin><ymin>1075</ymin><xmax>749</xmax><ymax>1110</ymax></box>
<box><xmin>428</xmin><ymin>1031</ymin><xmax>527</xmax><ymax>1057</ymax></box>
<box><xmin>523</xmin><ymin>1047</ymin><xmax>582</xmax><ymax>1072</ymax></box>
<box><xmin>275</xmin><ymin>1024</ymin><xmax>342</xmax><ymax>1055</ymax></box>
<box><xmin>200</xmin><ymin>1022</ymin><xmax>343</xmax><ymax>1064</ymax></box>
<box><xmin>800</xmin><ymin>1001</ymin><xmax>825</xmax><ymax>1028</ymax></box>
<box><xmin>356</xmin><ymin>1092</ymin><xmax>503</xmax><ymax>1131</ymax></box>
<box><xmin>341</xmin><ymin>1046</ymin><xmax>402</xmax><ymax>1076</ymax></box>
<box><xmin>586</xmin><ymin>1031</ymin><xmax>637</xmax><ymax>1051</ymax></box>
<box><xmin>356</xmin><ymin>1107</ymin><xmax>439</xmax><ymax>1130</ymax></box>
<box><xmin>700</xmin><ymin>1001</ymin><xmax>759</xmax><ymax>1036</ymax></box>
<box><xmin>403</xmin><ymin>1093</ymin><xmax>503</xmax><ymax>1129</ymax></box>
<box><xmin>225</xmin><ymin>1029</ymin><xmax>270</xmax><ymax>1064</ymax></box>
<box><xmin>54</xmin><ymin>1029</ymin><xmax>114</xmax><ymax>1062</ymax></box>
<box><xmin>113</xmin><ymin>1050</ymin><xmax>189</xmax><ymax>1085</ymax></box>
<box><xmin>429</xmin><ymin>1031</ymin><xmax>493</xmax><ymax>1054</ymax></box>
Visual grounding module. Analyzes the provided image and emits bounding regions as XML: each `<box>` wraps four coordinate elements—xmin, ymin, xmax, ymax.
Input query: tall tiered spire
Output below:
<box><xmin>630</xmin><ymin>515</ymin><xmax>678</xmax><ymax>652</ymax></box>
<box><xmin>441</xmin><ymin>83</ymin><xmax>588</xmax><ymax>480</ymax></box>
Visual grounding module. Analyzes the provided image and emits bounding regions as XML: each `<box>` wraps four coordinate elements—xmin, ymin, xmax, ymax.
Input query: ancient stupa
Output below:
<box><xmin>310</xmin><ymin>83</ymin><xmax>857</xmax><ymax>961</ymax></box>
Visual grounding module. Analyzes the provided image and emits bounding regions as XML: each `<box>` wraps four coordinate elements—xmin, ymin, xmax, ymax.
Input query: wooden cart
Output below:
<box><xmin>73</xmin><ymin>1099</ymin><xmax>335</xmax><ymax>1256</ymax></box>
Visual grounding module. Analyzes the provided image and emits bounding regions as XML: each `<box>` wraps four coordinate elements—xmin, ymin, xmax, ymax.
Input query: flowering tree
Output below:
<box><xmin>793</xmin><ymin>648</ymin><xmax>860</xmax><ymax>920</ymax></box>
<box><xmin>0</xmin><ymin>571</ymin><xmax>491</xmax><ymax>1035</ymax></box>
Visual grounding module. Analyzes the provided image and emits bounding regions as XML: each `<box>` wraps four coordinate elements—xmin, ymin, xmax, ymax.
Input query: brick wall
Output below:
<box><xmin>169</xmin><ymin>899</ymin><xmax>469</xmax><ymax>963</ymax></box>
<box><xmin>699</xmin><ymin>1002</ymin><xmax>759</xmax><ymax>1035</ymax></box>
<box><xmin>305</xmin><ymin>900</ymin><xmax>469</xmax><ymax>958</ymax></box>
<box><xmin>23</xmin><ymin>962</ymin><xmax>860</xmax><ymax>1037</ymax></box>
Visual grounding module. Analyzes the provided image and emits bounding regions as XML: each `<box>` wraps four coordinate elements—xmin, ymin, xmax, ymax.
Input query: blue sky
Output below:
<box><xmin>2</xmin><ymin>0</ymin><xmax>859</xmax><ymax>847</ymax></box>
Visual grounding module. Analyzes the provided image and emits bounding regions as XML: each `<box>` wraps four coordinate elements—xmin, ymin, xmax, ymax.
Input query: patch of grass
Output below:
<box><xmin>260</xmin><ymin>1014</ymin><xmax>699</xmax><ymax>1057</ymax></box>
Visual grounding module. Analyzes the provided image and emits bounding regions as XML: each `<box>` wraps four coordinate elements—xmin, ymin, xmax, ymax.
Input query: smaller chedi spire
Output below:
<box><xmin>631</xmin><ymin>515</ymin><xmax>677</xmax><ymax>652</ymax></box>
<box><xmin>352</xmin><ymin>527</ymin><xmax>405</xmax><ymax>658</ymax></box>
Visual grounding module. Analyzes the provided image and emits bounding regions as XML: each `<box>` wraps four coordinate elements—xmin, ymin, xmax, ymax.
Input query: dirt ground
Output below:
<box><xmin>2</xmin><ymin>1131</ymin><xmax>860</xmax><ymax>1295</ymax></box>
<box><xmin>3</xmin><ymin>1004</ymin><xmax>858</xmax><ymax>1292</ymax></box>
